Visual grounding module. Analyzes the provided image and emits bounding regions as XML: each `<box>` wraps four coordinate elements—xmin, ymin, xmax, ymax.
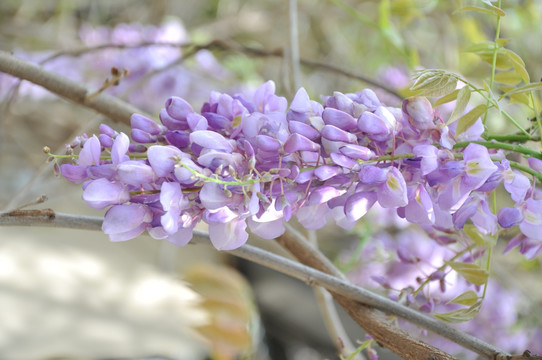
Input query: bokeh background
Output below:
<box><xmin>1</xmin><ymin>0</ymin><xmax>542</xmax><ymax>359</ymax></box>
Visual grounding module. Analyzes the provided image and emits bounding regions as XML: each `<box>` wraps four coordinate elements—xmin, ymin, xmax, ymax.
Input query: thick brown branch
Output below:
<box><xmin>0</xmin><ymin>51</ymin><xmax>150</xmax><ymax>125</ymax></box>
<box><xmin>276</xmin><ymin>225</ymin><xmax>487</xmax><ymax>360</ymax></box>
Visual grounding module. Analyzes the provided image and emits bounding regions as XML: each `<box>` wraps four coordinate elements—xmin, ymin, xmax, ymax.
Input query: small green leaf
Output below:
<box><xmin>445</xmin><ymin>261</ymin><xmax>489</xmax><ymax>286</ymax></box>
<box><xmin>477</xmin><ymin>52</ymin><xmax>513</xmax><ymax>70</ymax></box>
<box><xmin>448</xmin><ymin>290</ymin><xmax>480</xmax><ymax>306</ymax></box>
<box><xmin>480</xmin><ymin>0</ymin><xmax>506</xmax><ymax>16</ymax></box>
<box><xmin>457</xmin><ymin>5</ymin><xmax>505</xmax><ymax>17</ymax></box>
<box><xmin>502</xmin><ymin>48</ymin><xmax>525</xmax><ymax>66</ymax></box>
<box><xmin>411</xmin><ymin>70</ymin><xmax>458</xmax><ymax>97</ymax></box>
<box><xmin>455</xmin><ymin>104</ymin><xmax>488</xmax><ymax>136</ymax></box>
<box><xmin>434</xmin><ymin>89</ymin><xmax>460</xmax><ymax>106</ymax></box>
<box><xmin>501</xmin><ymin>82</ymin><xmax>542</xmax><ymax>97</ymax></box>
<box><xmin>499</xmin><ymin>85</ymin><xmax>532</xmax><ymax>106</ymax></box>
<box><xmin>494</xmin><ymin>71</ymin><xmax>523</xmax><ymax>85</ymax></box>
<box><xmin>501</xmin><ymin>49</ymin><xmax>529</xmax><ymax>83</ymax></box>
<box><xmin>446</xmin><ymin>86</ymin><xmax>471</xmax><ymax>125</ymax></box>
<box><xmin>463</xmin><ymin>41</ymin><xmax>498</xmax><ymax>55</ymax></box>
<box><xmin>496</xmin><ymin>38</ymin><xmax>510</xmax><ymax>47</ymax></box>
<box><xmin>463</xmin><ymin>224</ymin><xmax>497</xmax><ymax>247</ymax></box>
<box><xmin>434</xmin><ymin>302</ymin><xmax>482</xmax><ymax>323</ymax></box>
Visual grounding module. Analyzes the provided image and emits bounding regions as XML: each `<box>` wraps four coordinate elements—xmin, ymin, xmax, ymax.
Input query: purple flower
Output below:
<box><xmin>322</xmin><ymin>108</ymin><xmax>357</xmax><ymax>130</ymax></box>
<box><xmin>190</xmin><ymin>130</ymin><xmax>234</xmax><ymax>153</ymax></box>
<box><xmin>78</xmin><ymin>135</ymin><xmax>102</xmax><ymax>167</ymax></box>
<box><xmin>247</xmin><ymin>201</ymin><xmax>285</xmax><ymax>239</ymax></box>
<box><xmin>339</xmin><ymin>144</ymin><xmax>375</xmax><ymax>160</ymax></box>
<box><xmin>378</xmin><ymin>168</ymin><xmax>408</xmax><ymax>208</ymax></box>
<box><xmin>462</xmin><ymin>143</ymin><xmax>498</xmax><ymax>190</ymax></box>
<box><xmin>321</xmin><ymin>125</ymin><xmax>357</xmax><ymax>143</ymax></box>
<box><xmin>160</xmin><ymin>181</ymin><xmax>189</xmax><ymax>234</ymax></box>
<box><xmin>498</xmin><ymin>207</ymin><xmax>523</xmax><ymax>228</ymax></box>
<box><xmin>519</xmin><ymin>198</ymin><xmax>542</xmax><ymax>241</ymax></box>
<box><xmin>403</xmin><ymin>97</ymin><xmax>435</xmax><ymax>130</ymax></box>
<box><xmin>308</xmin><ymin>186</ymin><xmax>345</xmax><ymax>205</ymax></box>
<box><xmin>111</xmin><ymin>133</ymin><xmax>130</xmax><ymax>165</ymax></box>
<box><xmin>283</xmin><ymin>133</ymin><xmax>320</xmax><ymax>153</ymax></box>
<box><xmin>147</xmin><ymin>145</ymin><xmax>184</xmax><ymax>177</ymax></box>
<box><xmin>82</xmin><ymin>178</ymin><xmax>130</xmax><ymax>209</ymax></box>
<box><xmin>200</xmin><ymin>182</ymin><xmax>237</xmax><ymax>210</ymax></box>
<box><xmin>117</xmin><ymin>161</ymin><xmax>155</xmax><ymax>186</ymax></box>
<box><xmin>402</xmin><ymin>184</ymin><xmax>435</xmax><ymax>226</ymax></box>
<box><xmin>502</xmin><ymin>166</ymin><xmax>530</xmax><ymax>203</ymax></box>
<box><xmin>206</xmin><ymin>207</ymin><xmax>249</xmax><ymax>250</ymax></box>
<box><xmin>103</xmin><ymin>204</ymin><xmax>152</xmax><ymax>241</ymax></box>
<box><xmin>344</xmin><ymin>191</ymin><xmax>377</xmax><ymax>221</ymax></box>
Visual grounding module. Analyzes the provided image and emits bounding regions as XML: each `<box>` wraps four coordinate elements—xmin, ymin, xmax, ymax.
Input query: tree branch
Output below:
<box><xmin>308</xmin><ymin>230</ymin><xmax>364</xmax><ymax>359</ymax></box>
<box><xmin>0</xmin><ymin>209</ymin><xmax>510</xmax><ymax>359</ymax></box>
<box><xmin>25</xmin><ymin>40</ymin><xmax>403</xmax><ymax>100</ymax></box>
<box><xmin>0</xmin><ymin>51</ymin><xmax>151</xmax><ymax>125</ymax></box>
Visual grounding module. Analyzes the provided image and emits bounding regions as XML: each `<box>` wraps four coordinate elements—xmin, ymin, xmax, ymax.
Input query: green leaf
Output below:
<box><xmin>448</xmin><ymin>290</ymin><xmax>480</xmax><ymax>306</ymax></box>
<box><xmin>494</xmin><ymin>71</ymin><xmax>523</xmax><ymax>85</ymax></box>
<box><xmin>463</xmin><ymin>224</ymin><xmax>497</xmax><ymax>247</ymax></box>
<box><xmin>457</xmin><ymin>5</ymin><xmax>505</xmax><ymax>17</ymax></box>
<box><xmin>455</xmin><ymin>104</ymin><xmax>488</xmax><ymax>136</ymax></box>
<box><xmin>463</xmin><ymin>41</ymin><xmax>498</xmax><ymax>55</ymax></box>
<box><xmin>445</xmin><ymin>261</ymin><xmax>489</xmax><ymax>286</ymax></box>
<box><xmin>446</xmin><ymin>86</ymin><xmax>471</xmax><ymax>125</ymax></box>
<box><xmin>498</xmin><ymin>85</ymin><xmax>531</xmax><ymax>105</ymax></box>
<box><xmin>434</xmin><ymin>89</ymin><xmax>460</xmax><ymax>106</ymax></box>
<box><xmin>482</xmin><ymin>0</ymin><xmax>506</xmax><ymax>16</ymax></box>
<box><xmin>434</xmin><ymin>302</ymin><xmax>482</xmax><ymax>323</ymax></box>
<box><xmin>501</xmin><ymin>48</ymin><xmax>529</xmax><ymax>83</ymax></box>
<box><xmin>411</xmin><ymin>70</ymin><xmax>458</xmax><ymax>97</ymax></box>
<box><xmin>501</xmin><ymin>82</ymin><xmax>542</xmax><ymax>97</ymax></box>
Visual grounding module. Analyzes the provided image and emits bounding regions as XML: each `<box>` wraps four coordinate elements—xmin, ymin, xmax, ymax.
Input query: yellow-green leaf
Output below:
<box><xmin>463</xmin><ymin>224</ymin><xmax>497</xmax><ymax>247</ymax></box>
<box><xmin>411</xmin><ymin>70</ymin><xmax>458</xmax><ymax>97</ymax></box>
<box><xmin>499</xmin><ymin>85</ymin><xmax>531</xmax><ymax>106</ymax></box>
<box><xmin>463</xmin><ymin>41</ymin><xmax>498</xmax><ymax>55</ymax></box>
<box><xmin>494</xmin><ymin>71</ymin><xmax>523</xmax><ymax>85</ymax></box>
<box><xmin>501</xmin><ymin>82</ymin><xmax>542</xmax><ymax>97</ymax></box>
<box><xmin>434</xmin><ymin>89</ymin><xmax>460</xmax><ymax>106</ymax></box>
<box><xmin>457</xmin><ymin>5</ymin><xmax>505</xmax><ymax>17</ymax></box>
<box><xmin>447</xmin><ymin>86</ymin><xmax>471</xmax><ymax>125</ymax></box>
<box><xmin>500</xmin><ymin>49</ymin><xmax>529</xmax><ymax>83</ymax></box>
<box><xmin>445</xmin><ymin>261</ymin><xmax>489</xmax><ymax>285</ymax></box>
<box><xmin>496</xmin><ymin>38</ymin><xmax>510</xmax><ymax>47</ymax></box>
<box><xmin>501</xmin><ymin>48</ymin><xmax>525</xmax><ymax>67</ymax></box>
<box><xmin>448</xmin><ymin>290</ymin><xmax>480</xmax><ymax>306</ymax></box>
<box><xmin>481</xmin><ymin>0</ymin><xmax>506</xmax><ymax>16</ymax></box>
<box><xmin>455</xmin><ymin>104</ymin><xmax>488</xmax><ymax>136</ymax></box>
<box><xmin>434</xmin><ymin>302</ymin><xmax>482</xmax><ymax>323</ymax></box>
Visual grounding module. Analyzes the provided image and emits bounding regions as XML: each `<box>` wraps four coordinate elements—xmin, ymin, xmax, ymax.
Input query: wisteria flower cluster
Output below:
<box><xmin>57</xmin><ymin>81</ymin><xmax>541</xmax><ymax>257</ymax></box>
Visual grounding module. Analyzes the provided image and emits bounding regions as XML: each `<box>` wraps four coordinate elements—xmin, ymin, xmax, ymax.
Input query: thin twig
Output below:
<box><xmin>1</xmin><ymin>115</ymin><xmax>102</xmax><ymax>212</ymax></box>
<box><xmin>289</xmin><ymin>0</ymin><xmax>301</xmax><ymax>92</ymax></box>
<box><xmin>0</xmin><ymin>210</ymin><xmax>510</xmax><ymax>359</ymax></box>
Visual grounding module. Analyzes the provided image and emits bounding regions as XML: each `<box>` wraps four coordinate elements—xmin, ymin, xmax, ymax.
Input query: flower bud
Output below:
<box><xmin>403</xmin><ymin>97</ymin><xmax>435</xmax><ymax>130</ymax></box>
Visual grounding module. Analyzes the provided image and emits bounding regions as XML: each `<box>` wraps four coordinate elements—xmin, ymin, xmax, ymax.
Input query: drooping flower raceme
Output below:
<box><xmin>56</xmin><ymin>80</ymin><xmax>540</xmax><ymax>258</ymax></box>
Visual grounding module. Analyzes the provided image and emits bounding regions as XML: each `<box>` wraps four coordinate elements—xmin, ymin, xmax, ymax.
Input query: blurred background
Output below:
<box><xmin>1</xmin><ymin>0</ymin><xmax>542</xmax><ymax>359</ymax></box>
